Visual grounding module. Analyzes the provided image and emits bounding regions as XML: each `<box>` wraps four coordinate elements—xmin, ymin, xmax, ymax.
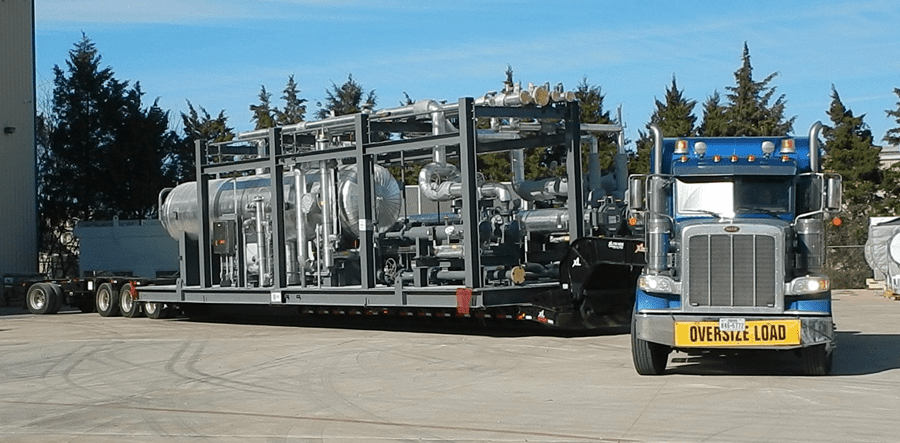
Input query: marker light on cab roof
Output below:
<box><xmin>674</xmin><ymin>139</ymin><xmax>689</xmax><ymax>154</ymax></box>
<box><xmin>780</xmin><ymin>139</ymin><xmax>795</xmax><ymax>154</ymax></box>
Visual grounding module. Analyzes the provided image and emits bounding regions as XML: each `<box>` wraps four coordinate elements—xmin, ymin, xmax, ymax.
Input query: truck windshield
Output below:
<box><xmin>676</xmin><ymin>176</ymin><xmax>792</xmax><ymax>218</ymax></box>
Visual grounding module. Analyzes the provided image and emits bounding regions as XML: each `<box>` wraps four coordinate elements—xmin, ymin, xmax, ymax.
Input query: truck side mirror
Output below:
<box><xmin>825</xmin><ymin>174</ymin><xmax>842</xmax><ymax>212</ymax></box>
<box><xmin>628</xmin><ymin>175</ymin><xmax>645</xmax><ymax>210</ymax></box>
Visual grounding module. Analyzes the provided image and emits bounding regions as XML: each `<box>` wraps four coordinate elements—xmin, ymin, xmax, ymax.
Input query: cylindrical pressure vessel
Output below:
<box><xmin>159</xmin><ymin>164</ymin><xmax>402</xmax><ymax>242</ymax></box>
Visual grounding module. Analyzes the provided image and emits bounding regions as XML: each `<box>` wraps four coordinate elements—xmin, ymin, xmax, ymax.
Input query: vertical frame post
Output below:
<box><xmin>268</xmin><ymin>127</ymin><xmax>287</xmax><ymax>289</ymax></box>
<box><xmin>355</xmin><ymin>114</ymin><xmax>376</xmax><ymax>288</ymax></box>
<box><xmin>457</xmin><ymin>97</ymin><xmax>482</xmax><ymax>288</ymax></box>
<box><xmin>565</xmin><ymin>101</ymin><xmax>584</xmax><ymax>241</ymax></box>
<box><xmin>195</xmin><ymin>139</ymin><xmax>212</xmax><ymax>288</ymax></box>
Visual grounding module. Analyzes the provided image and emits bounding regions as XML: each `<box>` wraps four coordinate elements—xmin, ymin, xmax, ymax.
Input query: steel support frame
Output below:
<box><xmin>166</xmin><ymin>99</ymin><xmax>582</xmax><ymax>308</ymax></box>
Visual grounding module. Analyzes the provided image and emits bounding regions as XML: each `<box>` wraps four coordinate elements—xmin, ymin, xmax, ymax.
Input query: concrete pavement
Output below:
<box><xmin>0</xmin><ymin>290</ymin><xmax>898</xmax><ymax>442</ymax></box>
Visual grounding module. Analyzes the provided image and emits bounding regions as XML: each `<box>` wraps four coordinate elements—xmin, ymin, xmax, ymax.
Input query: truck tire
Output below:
<box><xmin>47</xmin><ymin>283</ymin><xmax>64</xmax><ymax>314</ymax></box>
<box><xmin>96</xmin><ymin>283</ymin><xmax>120</xmax><ymax>317</ymax></box>
<box><xmin>145</xmin><ymin>302</ymin><xmax>171</xmax><ymax>319</ymax></box>
<box><xmin>26</xmin><ymin>283</ymin><xmax>56</xmax><ymax>315</ymax></box>
<box><xmin>801</xmin><ymin>344</ymin><xmax>833</xmax><ymax>376</ymax></box>
<box><xmin>119</xmin><ymin>283</ymin><xmax>143</xmax><ymax>318</ymax></box>
<box><xmin>631</xmin><ymin>315</ymin><xmax>670</xmax><ymax>375</ymax></box>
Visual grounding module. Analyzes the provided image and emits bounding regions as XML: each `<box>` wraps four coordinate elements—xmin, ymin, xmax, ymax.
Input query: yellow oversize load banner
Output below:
<box><xmin>674</xmin><ymin>319</ymin><xmax>801</xmax><ymax>347</ymax></box>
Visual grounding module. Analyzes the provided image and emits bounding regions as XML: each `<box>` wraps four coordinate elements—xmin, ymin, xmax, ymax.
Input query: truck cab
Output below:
<box><xmin>629</xmin><ymin>123</ymin><xmax>842</xmax><ymax>375</ymax></box>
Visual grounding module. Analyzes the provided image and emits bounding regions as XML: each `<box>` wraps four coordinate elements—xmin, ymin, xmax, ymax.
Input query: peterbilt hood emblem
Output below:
<box><xmin>724</xmin><ymin>225</ymin><xmax>740</xmax><ymax>233</ymax></box>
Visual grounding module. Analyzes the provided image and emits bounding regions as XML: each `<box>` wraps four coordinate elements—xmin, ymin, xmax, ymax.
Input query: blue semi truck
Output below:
<box><xmin>629</xmin><ymin>122</ymin><xmax>842</xmax><ymax>375</ymax></box>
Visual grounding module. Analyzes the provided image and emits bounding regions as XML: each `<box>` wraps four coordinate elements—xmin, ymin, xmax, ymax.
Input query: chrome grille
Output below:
<box><xmin>687</xmin><ymin>233</ymin><xmax>777</xmax><ymax>308</ymax></box>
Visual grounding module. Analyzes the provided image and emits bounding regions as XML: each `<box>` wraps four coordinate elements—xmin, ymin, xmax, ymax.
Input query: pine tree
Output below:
<box><xmin>175</xmin><ymin>101</ymin><xmax>235</xmax><ymax>183</ymax></box>
<box><xmin>722</xmin><ymin>43</ymin><xmax>795</xmax><ymax>136</ymax></box>
<box><xmin>822</xmin><ymin>86</ymin><xmax>880</xmax><ymax>288</ymax></box>
<box><xmin>275</xmin><ymin>75</ymin><xmax>307</xmax><ymax>125</ymax></box>
<box><xmin>632</xmin><ymin>76</ymin><xmax>697</xmax><ymax>174</ymax></box>
<box><xmin>698</xmin><ymin>91</ymin><xmax>728</xmax><ymax>136</ymax></box>
<box><xmin>884</xmin><ymin>87</ymin><xmax>900</xmax><ymax>146</ymax></box>
<box><xmin>250</xmin><ymin>85</ymin><xmax>276</xmax><ymax>130</ymax></box>
<box><xmin>698</xmin><ymin>43</ymin><xmax>795</xmax><ymax>136</ymax></box>
<box><xmin>181</xmin><ymin>100</ymin><xmax>234</xmax><ymax>144</ymax></box>
<box><xmin>316</xmin><ymin>74</ymin><xmax>377</xmax><ymax>119</ymax></box>
<box><xmin>39</xmin><ymin>35</ymin><xmax>182</xmax><ymax>275</ymax></box>
<box><xmin>570</xmin><ymin>77</ymin><xmax>616</xmax><ymax>170</ymax></box>
<box><xmin>881</xmin><ymin>88</ymin><xmax>900</xmax><ymax>216</ymax></box>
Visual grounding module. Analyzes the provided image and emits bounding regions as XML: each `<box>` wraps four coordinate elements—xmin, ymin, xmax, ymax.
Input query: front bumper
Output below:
<box><xmin>634</xmin><ymin>312</ymin><xmax>834</xmax><ymax>351</ymax></box>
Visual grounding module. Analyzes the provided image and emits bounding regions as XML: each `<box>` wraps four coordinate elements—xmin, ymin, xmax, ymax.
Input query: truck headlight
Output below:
<box><xmin>788</xmin><ymin>275</ymin><xmax>830</xmax><ymax>295</ymax></box>
<box><xmin>638</xmin><ymin>274</ymin><xmax>678</xmax><ymax>294</ymax></box>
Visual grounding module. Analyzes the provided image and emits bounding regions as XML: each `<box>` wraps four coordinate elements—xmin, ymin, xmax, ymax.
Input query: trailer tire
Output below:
<box><xmin>96</xmin><ymin>283</ymin><xmax>120</xmax><ymax>317</ymax></box>
<box><xmin>801</xmin><ymin>344</ymin><xmax>833</xmax><ymax>376</ymax></box>
<box><xmin>631</xmin><ymin>315</ymin><xmax>670</xmax><ymax>375</ymax></box>
<box><xmin>119</xmin><ymin>283</ymin><xmax>143</xmax><ymax>318</ymax></box>
<box><xmin>144</xmin><ymin>302</ymin><xmax>171</xmax><ymax>319</ymax></box>
<box><xmin>26</xmin><ymin>283</ymin><xmax>56</xmax><ymax>315</ymax></box>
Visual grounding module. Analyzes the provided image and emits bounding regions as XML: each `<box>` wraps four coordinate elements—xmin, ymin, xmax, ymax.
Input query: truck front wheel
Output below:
<box><xmin>631</xmin><ymin>316</ymin><xmax>671</xmax><ymax>375</ymax></box>
<box><xmin>801</xmin><ymin>344</ymin><xmax>833</xmax><ymax>376</ymax></box>
<box><xmin>96</xmin><ymin>283</ymin><xmax>120</xmax><ymax>317</ymax></box>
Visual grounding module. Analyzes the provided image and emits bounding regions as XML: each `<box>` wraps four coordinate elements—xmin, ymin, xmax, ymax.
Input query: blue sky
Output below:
<box><xmin>34</xmin><ymin>0</ymin><xmax>900</xmax><ymax>150</ymax></box>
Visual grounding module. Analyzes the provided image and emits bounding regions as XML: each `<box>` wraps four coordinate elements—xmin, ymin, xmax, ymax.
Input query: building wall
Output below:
<box><xmin>0</xmin><ymin>0</ymin><xmax>38</xmax><ymax>275</ymax></box>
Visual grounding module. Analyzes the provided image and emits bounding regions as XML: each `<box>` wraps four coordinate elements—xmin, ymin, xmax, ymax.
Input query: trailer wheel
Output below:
<box><xmin>631</xmin><ymin>314</ymin><xmax>670</xmax><ymax>375</ymax></box>
<box><xmin>145</xmin><ymin>302</ymin><xmax>171</xmax><ymax>319</ymax></box>
<box><xmin>801</xmin><ymin>344</ymin><xmax>833</xmax><ymax>376</ymax></box>
<box><xmin>119</xmin><ymin>283</ymin><xmax>143</xmax><ymax>318</ymax></box>
<box><xmin>26</xmin><ymin>283</ymin><xmax>56</xmax><ymax>315</ymax></box>
<box><xmin>96</xmin><ymin>283</ymin><xmax>120</xmax><ymax>317</ymax></box>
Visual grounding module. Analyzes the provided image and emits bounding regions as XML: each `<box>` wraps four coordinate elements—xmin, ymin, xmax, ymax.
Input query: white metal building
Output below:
<box><xmin>0</xmin><ymin>0</ymin><xmax>38</xmax><ymax>276</ymax></box>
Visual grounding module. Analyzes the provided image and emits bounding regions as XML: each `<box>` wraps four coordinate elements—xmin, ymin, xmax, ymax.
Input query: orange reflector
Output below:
<box><xmin>832</xmin><ymin>217</ymin><xmax>843</xmax><ymax>227</ymax></box>
<box><xmin>628</xmin><ymin>217</ymin><xmax>638</xmax><ymax>226</ymax></box>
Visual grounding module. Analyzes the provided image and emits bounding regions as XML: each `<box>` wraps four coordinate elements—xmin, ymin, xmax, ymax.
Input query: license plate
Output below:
<box><xmin>719</xmin><ymin>317</ymin><xmax>745</xmax><ymax>332</ymax></box>
<box><xmin>674</xmin><ymin>319</ymin><xmax>801</xmax><ymax>347</ymax></box>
